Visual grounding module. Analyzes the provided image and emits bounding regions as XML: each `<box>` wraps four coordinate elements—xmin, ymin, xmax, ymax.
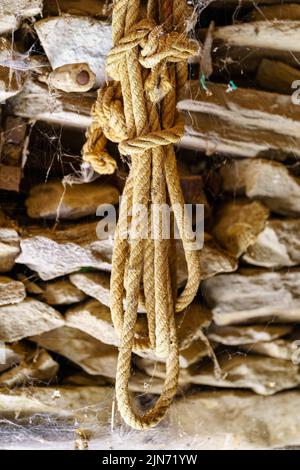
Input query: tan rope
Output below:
<box><xmin>82</xmin><ymin>0</ymin><xmax>201</xmax><ymax>430</ymax></box>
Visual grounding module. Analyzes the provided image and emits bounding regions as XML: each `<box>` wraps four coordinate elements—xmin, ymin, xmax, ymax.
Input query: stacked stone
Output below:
<box><xmin>1</xmin><ymin>0</ymin><xmax>300</xmax><ymax>449</ymax></box>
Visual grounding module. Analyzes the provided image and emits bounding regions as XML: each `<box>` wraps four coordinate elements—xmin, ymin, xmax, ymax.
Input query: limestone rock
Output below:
<box><xmin>170</xmin><ymin>390</ymin><xmax>300</xmax><ymax>450</ymax></box>
<box><xmin>69</xmin><ymin>272</ymin><xmax>113</xmax><ymax>310</ymax></box>
<box><xmin>220</xmin><ymin>159</ymin><xmax>300</xmax><ymax>216</ymax></box>
<box><xmin>0</xmin><ymin>0</ymin><xmax>42</xmax><ymax>34</ymax></box>
<box><xmin>0</xmin><ymin>211</ymin><xmax>20</xmax><ymax>272</ymax></box>
<box><xmin>213</xmin><ymin>200</ymin><xmax>270</xmax><ymax>257</ymax></box>
<box><xmin>40</xmin><ymin>279</ymin><xmax>86</xmax><ymax>305</ymax></box>
<box><xmin>0</xmin><ymin>385</ymin><xmax>114</xmax><ymax>421</ymax></box>
<box><xmin>140</xmin><ymin>355</ymin><xmax>300</xmax><ymax>395</ymax></box>
<box><xmin>11</xmin><ymin>77</ymin><xmax>94</xmax><ymax>128</ymax></box>
<box><xmin>17</xmin><ymin>274</ymin><xmax>44</xmax><ymax>295</ymax></box>
<box><xmin>243</xmin><ymin>219</ymin><xmax>300</xmax><ymax>268</ymax></box>
<box><xmin>191</xmin><ymin>355</ymin><xmax>300</xmax><ymax>395</ymax></box>
<box><xmin>203</xmin><ymin>268</ymin><xmax>300</xmax><ymax>325</ymax></box>
<box><xmin>26</xmin><ymin>180</ymin><xmax>119</xmax><ymax>220</ymax></box>
<box><xmin>199</xmin><ymin>238</ymin><xmax>238</xmax><ymax>279</ymax></box>
<box><xmin>0</xmin><ymin>298</ymin><xmax>64</xmax><ymax>342</ymax></box>
<box><xmin>47</xmin><ymin>63</ymin><xmax>96</xmax><ymax>93</ymax></box>
<box><xmin>208</xmin><ymin>324</ymin><xmax>293</xmax><ymax>346</ymax></box>
<box><xmin>31</xmin><ymin>326</ymin><xmax>118</xmax><ymax>378</ymax></box>
<box><xmin>240</xmin><ymin>339</ymin><xmax>296</xmax><ymax>361</ymax></box>
<box><xmin>175</xmin><ymin>301</ymin><xmax>212</xmax><ymax>349</ymax></box>
<box><xmin>16</xmin><ymin>222</ymin><xmax>113</xmax><ymax>280</ymax></box>
<box><xmin>0</xmin><ymin>342</ymin><xmax>27</xmax><ymax>373</ymax></box>
<box><xmin>0</xmin><ymin>276</ymin><xmax>26</xmax><ymax>306</ymax></box>
<box><xmin>0</xmin><ymin>349</ymin><xmax>59</xmax><ymax>388</ymax></box>
<box><xmin>17</xmin><ymin>276</ymin><xmax>85</xmax><ymax>305</ymax></box>
<box><xmin>178</xmin><ymin>81</ymin><xmax>300</xmax><ymax>159</ymax></box>
<box><xmin>176</xmin><ymin>237</ymin><xmax>238</xmax><ymax>283</ymax></box>
<box><xmin>70</xmin><ymin>270</ymin><xmax>147</xmax><ymax>312</ymax></box>
<box><xmin>214</xmin><ymin>20</ymin><xmax>300</xmax><ymax>52</ymax></box>
<box><xmin>65</xmin><ymin>299</ymin><xmax>121</xmax><ymax>346</ymax></box>
<box><xmin>34</xmin><ymin>15</ymin><xmax>112</xmax><ymax>87</ymax></box>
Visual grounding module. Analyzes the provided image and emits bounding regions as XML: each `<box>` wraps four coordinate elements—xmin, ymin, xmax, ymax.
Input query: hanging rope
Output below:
<box><xmin>82</xmin><ymin>0</ymin><xmax>201</xmax><ymax>430</ymax></box>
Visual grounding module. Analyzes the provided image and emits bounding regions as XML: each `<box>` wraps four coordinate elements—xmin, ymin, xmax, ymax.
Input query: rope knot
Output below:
<box><xmin>106</xmin><ymin>18</ymin><xmax>157</xmax><ymax>80</ymax></box>
<box><xmin>118</xmin><ymin>113</ymin><xmax>185</xmax><ymax>156</ymax></box>
<box><xmin>82</xmin><ymin>81</ymin><xmax>127</xmax><ymax>174</ymax></box>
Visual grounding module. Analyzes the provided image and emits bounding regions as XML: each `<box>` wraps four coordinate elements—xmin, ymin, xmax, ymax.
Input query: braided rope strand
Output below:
<box><xmin>82</xmin><ymin>0</ymin><xmax>201</xmax><ymax>430</ymax></box>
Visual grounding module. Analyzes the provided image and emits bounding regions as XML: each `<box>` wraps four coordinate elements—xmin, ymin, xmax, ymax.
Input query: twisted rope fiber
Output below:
<box><xmin>83</xmin><ymin>0</ymin><xmax>201</xmax><ymax>429</ymax></box>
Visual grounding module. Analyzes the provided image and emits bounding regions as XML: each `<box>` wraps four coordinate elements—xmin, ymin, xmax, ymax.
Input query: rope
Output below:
<box><xmin>82</xmin><ymin>0</ymin><xmax>201</xmax><ymax>430</ymax></box>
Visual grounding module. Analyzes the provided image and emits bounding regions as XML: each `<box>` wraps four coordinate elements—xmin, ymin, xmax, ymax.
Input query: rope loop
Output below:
<box><xmin>82</xmin><ymin>0</ymin><xmax>202</xmax><ymax>430</ymax></box>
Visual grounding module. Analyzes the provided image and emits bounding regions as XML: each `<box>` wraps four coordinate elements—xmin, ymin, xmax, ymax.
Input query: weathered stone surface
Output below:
<box><xmin>65</xmin><ymin>299</ymin><xmax>121</xmax><ymax>346</ymax></box>
<box><xmin>69</xmin><ymin>272</ymin><xmax>113</xmax><ymax>310</ymax></box>
<box><xmin>199</xmin><ymin>238</ymin><xmax>238</xmax><ymax>279</ymax></box>
<box><xmin>11</xmin><ymin>77</ymin><xmax>94</xmax><ymax>128</ymax></box>
<box><xmin>0</xmin><ymin>228</ymin><xmax>20</xmax><ymax>271</ymax></box>
<box><xmin>17</xmin><ymin>276</ymin><xmax>87</xmax><ymax>305</ymax></box>
<box><xmin>0</xmin><ymin>276</ymin><xmax>26</xmax><ymax>306</ymax></box>
<box><xmin>0</xmin><ymin>342</ymin><xmax>27</xmax><ymax>373</ymax></box>
<box><xmin>47</xmin><ymin>63</ymin><xmax>96</xmax><ymax>93</ymax></box>
<box><xmin>16</xmin><ymin>222</ymin><xmax>113</xmax><ymax>280</ymax></box>
<box><xmin>40</xmin><ymin>279</ymin><xmax>86</xmax><ymax>305</ymax></box>
<box><xmin>191</xmin><ymin>356</ymin><xmax>300</xmax><ymax>395</ymax></box>
<box><xmin>203</xmin><ymin>268</ymin><xmax>300</xmax><ymax>325</ymax></box>
<box><xmin>208</xmin><ymin>324</ymin><xmax>293</xmax><ymax>346</ymax></box>
<box><xmin>0</xmin><ymin>349</ymin><xmax>59</xmax><ymax>387</ymax></box>
<box><xmin>168</xmin><ymin>390</ymin><xmax>300</xmax><ymax>450</ymax></box>
<box><xmin>17</xmin><ymin>274</ymin><xmax>44</xmax><ymax>295</ymax></box>
<box><xmin>31</xmin><ymin>326</ymin><xmax>118</xmax><ymax>378</ymax></box>
<box><xmin>70</xmin><ymin>271</ymin><xmax>147</xmax><ymax>312</ymax></box>
<box><xmin>34</xmin><ymin>15</ymin><xmax>112</xmax><ymax>87</ymax></box>
<box><xmin>0</xmin><ymin>298</ymin><xmax>64</xmax><ymax>342</ymax></box>
<box><xmin>243</xmin><ymin>219</ymin><xmax>300</xmax><ymax>268</ymax></box>
<box><xmin>3</xmin><ymin>387</ymin><xmax>300</xmax><ymax>449</ymax></box>
<box><xmin>213</xmin><ymin>200</ymin><xmax>270</xmax><ymax>257</ymax></box>
<box><xmin>0</xmin><ymin>211</ymin><xmax>20</xmax><ymax>272</ymax></box>
<box><xmin>0</xmin><ymin>385</ymin><xmax>114</xmax><ymax>421</ymax></box>
<box><xmin>176</xmin><ymin>237</ymin><xmax>237</xmax><ymax>284</ymax></box>
<box><xmin>214</xmin><ymin>20</ymin><xmax>300</xmax><ymax>52</ymax></box>
<box><xmin>178</xmin><ymin>81</ymin><xmax>300</xmax><ymax>159</ymax></box>
<box><xmin>26</xmin><ymin>180</ymin><xmax>119</xmax><ymax>220</ymax></box>
<box><xmin>220</xmin><ymin>159</ymin><xmax>300</xmax><ymax>216</ymax></box>
<box><xmin>256</xmin><ymin>58</ymin><xmax>300</xmax><ymax>95</ymax></box>
<box><xmin>240</xmin><ymin>339</ymin><xmax>297</xmax><ymax>361</ymax></box>
<box><xmin>139</xmin><ymin>354</ymin><xmax>300</xmax><ymax>395</ymax></box>
<box><xmin>0</xmin><ymin>0</ymin><xmax>42</xmax><ymax>34</ymax></box>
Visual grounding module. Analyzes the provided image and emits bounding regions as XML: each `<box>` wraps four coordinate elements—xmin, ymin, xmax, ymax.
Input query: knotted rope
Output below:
<box><xmin>82</xmin><ymin>0</ymin><xmax>201</xmax><ymax>430</ymax></box>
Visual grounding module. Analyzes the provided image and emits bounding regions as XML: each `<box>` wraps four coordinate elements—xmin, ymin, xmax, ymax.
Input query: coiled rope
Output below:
<box><xmin>82</xmin><ymin>0</ymin><xmax>201</xmax><ymax>429</ymax></box>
